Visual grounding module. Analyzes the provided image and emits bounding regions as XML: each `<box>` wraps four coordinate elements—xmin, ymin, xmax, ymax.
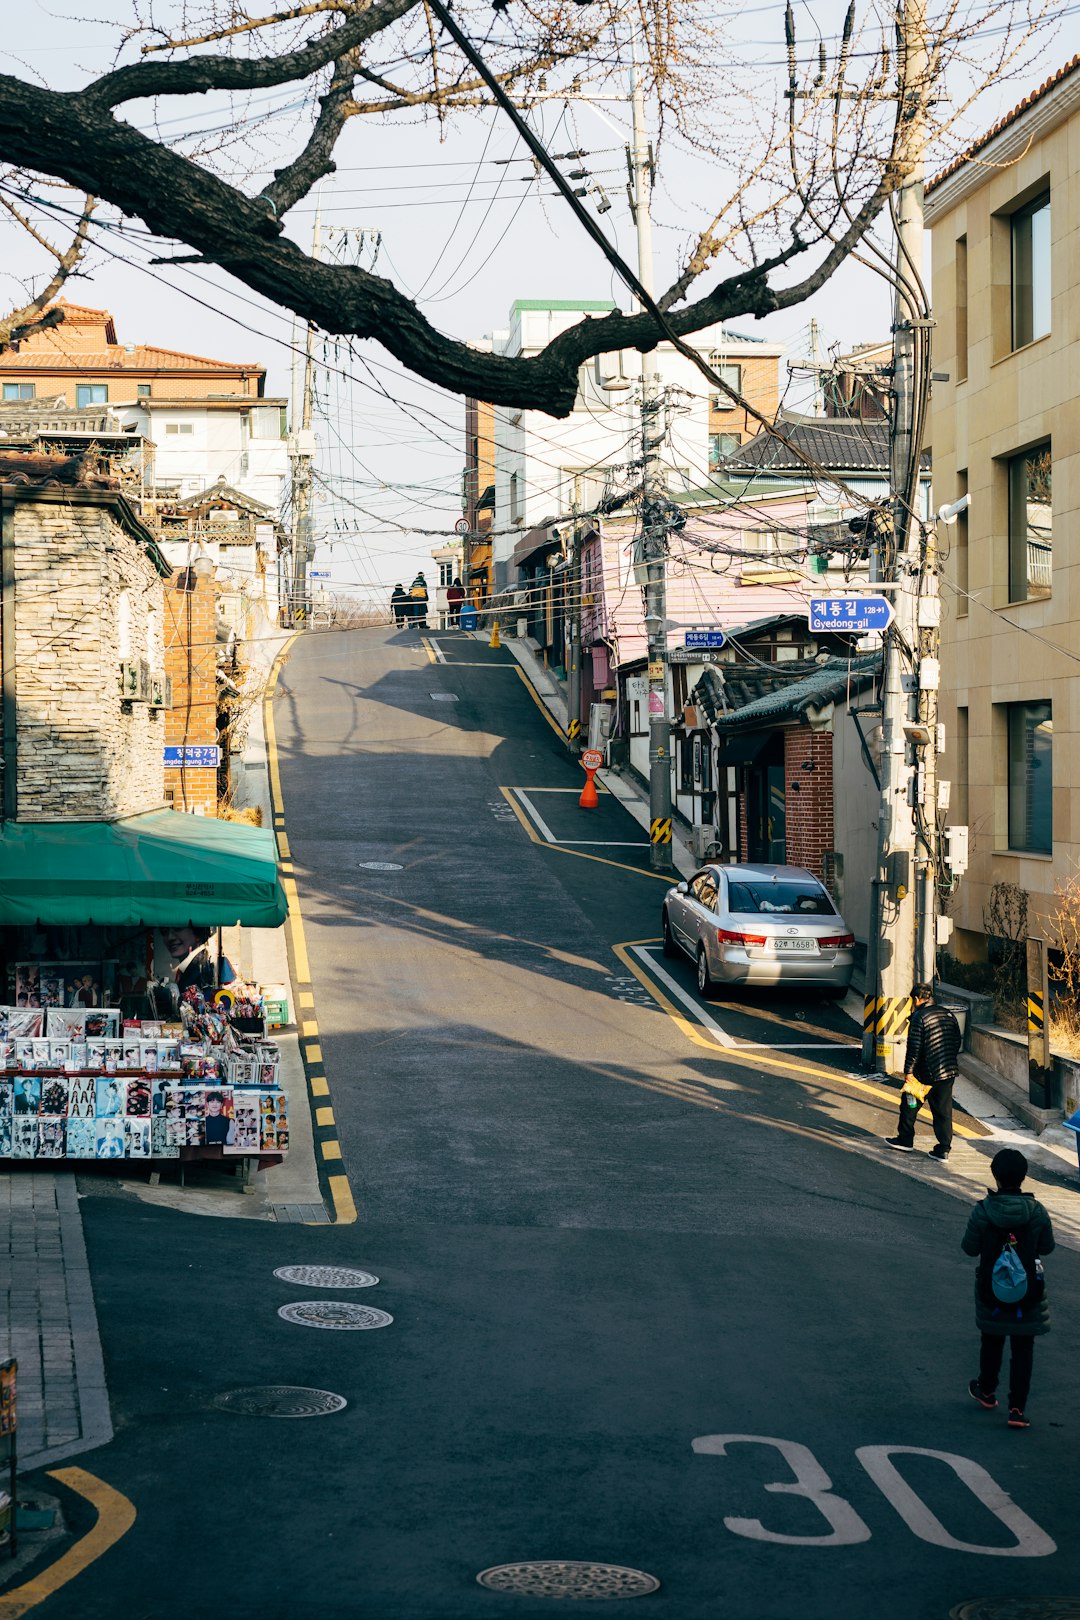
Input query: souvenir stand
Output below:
<box><xmin>0</xmin><ymin>813</ymin><xmax>290</xmax><ymax>1174</ymax></box>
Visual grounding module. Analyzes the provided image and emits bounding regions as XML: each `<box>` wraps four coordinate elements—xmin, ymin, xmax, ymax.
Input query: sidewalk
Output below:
<box><xmin>0</xmin><ymin>1173</ymin><xmax>112</xmax><ymax>1471</ymax></box>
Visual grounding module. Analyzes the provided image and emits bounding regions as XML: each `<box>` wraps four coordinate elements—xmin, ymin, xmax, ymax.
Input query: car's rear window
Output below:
<box><xmin>726</xmin><ymin>880</ymin><xmax>837</xmax><ymax>916</ymax></box>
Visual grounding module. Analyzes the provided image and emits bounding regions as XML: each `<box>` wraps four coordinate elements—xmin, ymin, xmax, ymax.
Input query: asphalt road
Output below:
<box><xmin>25</xmin><ymin>624</ymin><xmax>1080</xmax><ymax>1620</ymax></box>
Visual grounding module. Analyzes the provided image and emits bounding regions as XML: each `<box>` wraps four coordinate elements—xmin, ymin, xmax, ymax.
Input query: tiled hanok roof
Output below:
<box><xmin>0</xmin><ymin>345</ymin><xmax>256</xmax><ymax>372</ymax></box>
<box><xmin>926</xmin><ymin>55</ymin><xmax>1080</xmax><ymax>194</ymax></box>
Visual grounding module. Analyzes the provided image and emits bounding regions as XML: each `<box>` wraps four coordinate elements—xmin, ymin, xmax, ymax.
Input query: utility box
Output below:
<box><xmin>588</xmin><ymin>703</ymin><xmax>613</xmax><ymax>750</ymax></box>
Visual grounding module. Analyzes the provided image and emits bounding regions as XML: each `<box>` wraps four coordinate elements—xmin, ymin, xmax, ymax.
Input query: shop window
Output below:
<box><xmin>3</xmin><ymin>382</ymin><xmax>35</xmax><ymax>400</ymax></box>
<box><xmin>1006</xmin><ymin>700</ymin><xmax>1051</xmax><ymax>853</ymax></box>
<box><xmin>75</xmin><ymin>383</ymin><xmax>107</xmax><ymax>407</ymax></box>
<box><xmin>1011</xmin><ymin>192</ymin><xmax>1050</xmax><ymax>350</ymax></box>
<box><xmin>1007</xmin><ymin>443</ymin><xmax>1051</xmax><ymax>602</ymax></box>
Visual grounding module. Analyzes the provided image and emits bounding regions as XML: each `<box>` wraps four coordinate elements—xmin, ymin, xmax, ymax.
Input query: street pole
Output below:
<box><xmin>629</xmin><ymin>39</ymin><xmax>673</xmax><ymax>873</ymax></box>
<box><xmin>869</xmin><ymin>0</ymin><xmax>930</xmax><ymax>1071</ymax></box>
<box><xmin>289</xmin><ymin>199</ymin><xmax>321</xmax><ymax>625</ymax></box>
<box><xmin>566</xmin><ymin>504</ymin><xmax>582</xmax><ymax>754</ymax></box>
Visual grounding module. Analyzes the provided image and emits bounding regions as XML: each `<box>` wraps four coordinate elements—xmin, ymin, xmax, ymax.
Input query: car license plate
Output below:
<box><xmin>773</xmin><ymin>939</ymin><xmax>816</xmax><ymax>952</ymax></box>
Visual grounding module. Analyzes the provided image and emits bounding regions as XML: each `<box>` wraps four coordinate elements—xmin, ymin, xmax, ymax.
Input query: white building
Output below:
<box><xmin>116</xmin><ymin>396</ymin><xmax>290</xmax><ymax>514</ymax></box>
<box><xmin>485</xmin><ymin>300</ymin><xmax>784</xmax><ymax>589</ymax></box>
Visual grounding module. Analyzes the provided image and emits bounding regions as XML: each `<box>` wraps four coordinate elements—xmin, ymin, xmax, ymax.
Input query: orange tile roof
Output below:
<box><xmin>927</xmin><ymin>54</ymin><xmax>1080</xmax><ymax>193</ymax></box>
<box><xmin>0</xmin><ymin>344</ymin><xmax>259</xmax><ymax>372</ymax></box>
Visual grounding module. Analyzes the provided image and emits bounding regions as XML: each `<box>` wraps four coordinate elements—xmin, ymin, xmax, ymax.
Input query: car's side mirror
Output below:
<box><xmin>675</xmin><ymin>881</ymin><xmax>689</xmax><ymax>895</ymax></box>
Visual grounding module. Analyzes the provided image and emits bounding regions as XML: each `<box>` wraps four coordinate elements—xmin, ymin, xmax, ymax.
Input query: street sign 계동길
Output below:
<box><xmin>684</xmin><ymin>630</ymin><xmax>726</xmax><ymax>648</ymax></box>
<box><xmin>808</xmin><ymin>595</ymin><xmax>895</xmax><ymax>634</ymax></box>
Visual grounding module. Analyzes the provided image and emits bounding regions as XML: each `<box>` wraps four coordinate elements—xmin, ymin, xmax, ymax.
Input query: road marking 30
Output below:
<box><xmin>692</xmin><ymin>1436</ymin><xmax>1055</xmax><ymax>1557</ymax></box>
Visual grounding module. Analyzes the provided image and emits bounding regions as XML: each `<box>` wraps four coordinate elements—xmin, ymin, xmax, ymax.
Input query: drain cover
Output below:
<box><xmin>273</xmin><ymin>1265</ymin><xmax>379</xmax><ymax>1289</ymax></box>
<box><xmin>476</xmin><ymin>1562</ymin><xmax>660</xmax><ymax>1600</ymax></box>
<box><xmin>429</xmin><ymin>692</ymin><xmax>459</xmax><ymax>701</ymax></box>
<box><xmin>952</xmin><ymin>1605</ymin><xmax>1080</xmax><ymax>1620</ymax></box>
<box><xmin>278</xmin><ymin>1300</ymin><xmax>393</xmax><ymax>1331</ymax></box>
<box><xmin>358</xmin><ymin>860</ymin><xmax>403</xmax><ymax>871</ymax></box>
<box><xmin>213</xmin><ymin>1386</ymin><xmax>347</xmax><ymax>1419</ymax></box>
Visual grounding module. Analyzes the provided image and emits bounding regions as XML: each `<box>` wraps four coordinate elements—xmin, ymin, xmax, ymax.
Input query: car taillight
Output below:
<box><xmin>718</xmin><ymin>928</ymin><xmax>766</xmax><ymax>947</ymax></box>
<box><xmin>818</xmin><ymin>933</ymin><xmax>855</xmax><ymax>949</ymax></box>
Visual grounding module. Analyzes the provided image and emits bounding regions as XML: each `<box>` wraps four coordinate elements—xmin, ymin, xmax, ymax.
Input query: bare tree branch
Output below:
<box><xmin>0</xmin><ymin>191</ymin><xmax>96</xmax><ymax>350</ymax></box>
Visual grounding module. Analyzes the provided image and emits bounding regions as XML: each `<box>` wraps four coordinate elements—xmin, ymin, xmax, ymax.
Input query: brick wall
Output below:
<box><xmin>783</xmin><ymin>728</ymin><xmax>834</xmax><ymax>874</ymax></box>
<box><xmin>5</xmin><ymin>488</ymin><xmax>167</xmax><ymax>821</ymax></box>
<box><xmin>709</xmin><ymin>353</ymin><xmax>782</xmax><ymax>446</ymax></box>
<box><xmin>164</xmin><ymin>568</ymin><xmax>219</xmax><ymax>814</ymax></box>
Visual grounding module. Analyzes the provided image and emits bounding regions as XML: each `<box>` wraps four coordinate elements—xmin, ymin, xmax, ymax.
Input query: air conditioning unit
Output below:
<box><xmin>118</xmin><ymin>660</ymin><xmax>141</xmax><ymax>700</ymax></box>
<box><xmin>711</xmin><ymin>393</ymin><xmax>735</xmax><ymax>412</ymax></box>
<box><xmin>148</xmin><ymin>671</ymin><xmax>172</xmax><ymax>709</ymax></box>
<box><xmin>136</xmin><ymin>658</ymin><xmax>153</xmax><ymax>702</ymax></box>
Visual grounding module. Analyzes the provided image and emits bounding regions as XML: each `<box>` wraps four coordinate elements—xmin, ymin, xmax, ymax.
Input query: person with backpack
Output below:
<box><xmin>962</xmin><ymin>1148</ymin><xmax>1054</xmax><ymax>1429</ymax></box>
<box><xmin>884</xmin><ymin>981</ymin><xmax>962</xmax><ymax>1159</ymax></box>
<box><xmin>408</xmin><ymin>572</ymin><xmax>429</xmax><ymax>628</ymax></box>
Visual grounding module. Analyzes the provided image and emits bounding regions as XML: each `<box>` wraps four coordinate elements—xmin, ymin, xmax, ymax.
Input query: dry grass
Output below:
<box><xmin>220</xmin><ymin>805</ymin><xmax>263</xmax><ymax>827</ymax></box>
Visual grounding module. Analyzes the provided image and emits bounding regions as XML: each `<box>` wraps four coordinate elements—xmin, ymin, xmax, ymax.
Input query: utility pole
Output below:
<box><xmin>629</xmin><ymin>39</ymin><xmax>673</xmax><ymax>872</ymax></box>
<box><xmin>289</xmin><ymin>200</ymin><xmax>321</xmax><ymax>625</ymax></box>
<box><xmin>566</xmin><ymin>500</ymin><xmax>582</xmax><ymax>754</ymax></box>
<box><xmin>866</xmin><ymin>0</ymin><xmax>932</xmax><ymax>1071</ymax></box>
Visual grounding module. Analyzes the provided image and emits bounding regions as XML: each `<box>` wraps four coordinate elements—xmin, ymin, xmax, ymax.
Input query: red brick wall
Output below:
<box><xmin>163</xmin><ymin>571</ymin><xmax>219</xmax><ymax>814</ymax></box>
<box><xmin>783</xmin><ymin>728</ymin><xmax>834</xmax><ymax>874</ymax></box>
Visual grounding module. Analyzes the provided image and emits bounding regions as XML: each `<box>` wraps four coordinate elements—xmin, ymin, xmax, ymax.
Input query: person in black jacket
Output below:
<box><xmin>390</xmin><ymin>583</ymin><xmax>409</xmax><ymax>627</ymax></box>
<box><xmin>884</xmin><ymin>981</ymin><xmax>962</xmax><ymax>1160</ymax></box>
<box><xmin>962</xmin><ymin>1148</ymin><xmax>1054</xmax><ymax>1428</ymax></box>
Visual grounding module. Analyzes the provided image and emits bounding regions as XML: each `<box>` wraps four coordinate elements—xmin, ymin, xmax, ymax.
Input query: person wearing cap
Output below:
<box><xmin>884</xmin><ymin>981</ymin><xmax>962</xmax><ymax>1160</ymax></box>
<box><xmin>962</xmin><ymin>1148</ymin><xmax>1054</xmax><ymax>1429</ymax></box>
<box><xmin>390</xmin><ymin>583</ymin><xmax>409</xmax><ymax>627</ymax></box>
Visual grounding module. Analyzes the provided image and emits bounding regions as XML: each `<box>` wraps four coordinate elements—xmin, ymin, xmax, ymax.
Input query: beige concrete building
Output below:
<box><xmin>926</xmin><ymin>56</ymin><xmax>1080</xmax><ymax>957</ymax></box>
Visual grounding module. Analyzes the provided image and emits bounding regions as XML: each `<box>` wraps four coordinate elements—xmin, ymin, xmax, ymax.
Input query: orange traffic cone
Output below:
<box><xmin>489</xmin><ymin>620</ymin><xmax>501</xmax><ymax>649</ymax></box>
<box><xmin>579</xmin><ymin>771</ymin><xmax>599</xmax><ymax>809</ymax></box>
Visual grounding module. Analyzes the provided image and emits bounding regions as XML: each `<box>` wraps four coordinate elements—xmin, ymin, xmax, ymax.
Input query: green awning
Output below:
<box><xmin>0</xmin><ymin>810</ymin><xmax>287</xmax><ymax>928</ymax></box>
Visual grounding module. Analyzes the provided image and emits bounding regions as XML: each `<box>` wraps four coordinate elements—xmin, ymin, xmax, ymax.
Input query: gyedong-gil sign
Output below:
<box><xmin>808</xmin><ymin>596</ymin><xmax>895</xmax><ymax>634</ymax></box>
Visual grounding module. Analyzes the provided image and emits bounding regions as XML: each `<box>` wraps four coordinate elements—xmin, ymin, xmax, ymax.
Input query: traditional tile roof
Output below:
<box><xmin>927</xmin><ymin>55</ymin><xmax>1080</xmax><ymax>194</ymax></box>
<box><xmin>1</xmin><ymin>344</ymin><xmax>255</xmax><ymax>372</ymax></box>
<box><xmin>713</xmin><ymin>652</ymin><xmax>882</xmax><ymax>729</ymax></box>
<box><xmin>721</xmin><ymin>415</ymin><xmax>930</xmax><ymax>476</ymax></box>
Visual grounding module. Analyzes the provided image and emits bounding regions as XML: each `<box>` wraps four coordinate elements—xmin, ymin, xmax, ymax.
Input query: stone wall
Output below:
<box><xmin>4</xmin><ymin>487</ymin><xmax>168</xmax><ymax>821</ymax></box>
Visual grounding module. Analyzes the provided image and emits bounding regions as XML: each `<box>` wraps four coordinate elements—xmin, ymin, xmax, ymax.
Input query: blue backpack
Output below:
<box><xmin>991</xmin><ymin>1232</ymin><xmax>1029</xmax><ymax>1304</ymax></box>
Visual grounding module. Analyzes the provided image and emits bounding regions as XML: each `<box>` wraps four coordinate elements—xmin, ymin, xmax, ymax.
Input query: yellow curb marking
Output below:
<box><xmin>264</xmin><ymin>634</ymin><xmax>355</xmax><ymax>1223</ymax></box>
<box><xmin>420</xmin><ymin>635</ymin><xmax>437</xmax><ymax>664</ymax></box>
<box><xmin>611</xmin><ymin>940</ymin><xmax>980</xmax><ymax>1139</ymax></box>
<box><xmin>498</xmin><ymin>787</ymin><xmax>673</xmax><ymax>886</ymax></box>
<box><xmin>0</xmin><ymin>1468</ymin><xmax>135</xmax><ymax>1618</ymax></box>
<box><xmin>516</xmin><ymin>666</ymin><xmax>567</xmax><ymax>742</ymax></box>
<box><xmin>301</xmin><ymin>1021</ymin><xmax>319</xmax><ymax>1038</ymax></box>
<box><xmin>315</xmin><ymin>1106</ymin><xmax>335</xmax><ymax>1127</ymax></box>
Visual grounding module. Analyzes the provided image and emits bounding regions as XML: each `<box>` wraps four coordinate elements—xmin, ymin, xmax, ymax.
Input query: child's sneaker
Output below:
<box><xmin>968</xmin><ymin>1378</ymin><xmax>997</xmax><ymax>1410</ymax></box>
<box><xmin>1007</xmin><ymin>1407</ymin><xmax>1031</xmax><ymax>1429</ymax></box>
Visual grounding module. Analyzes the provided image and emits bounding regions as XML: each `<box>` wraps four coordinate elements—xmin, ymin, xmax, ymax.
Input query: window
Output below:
<box><xmin>955</xmin><ymin>705</ymin><xmax>969</xmax><ymax>824</ymax></box>
<box><xmin>726</xmin><ymin>878</ymin><xmax>836</xmax><ymax>915</ymax></box>
<box><xmin>1011</xmin><ymin>193</ymin><xmax>1050</xmax><ymax>349</ymax></box>
<box><xmin>955</xmin><ymin>235</ymin><xmax>968</xmax><ymax>382</ymax></box>
<box><xmin>709</xmin><ymin>433</ymin><xmax>741</xmax><ymax>469</ymax></box>
<box><xmin>165</xmin><ymin>422</ymin><xmax>194</xmax><ymax>436</ymax></box>
<box><xmin>746</xmin><ymin>527</ymin><xmax>794</xmax><ymax>563</ymax></box>
<box><xmin>137</xmin><ymin>383</ymin><xmax>151</xmax><ymax>397</ymax></box>
<box><xmin>75</xmin><ymin>383</ymin><xmax>107</xmax><ymax>407</ymax></box>
<box><xmin>955</xmin><ymin>470</ymin><xmax>968</xmax><ymax>614</ymax></box>
<box><xmin>1007</xmin><ymin>701</ymin><xmax>1052</xmax><ymax>853</ymax></box>
<box><xmin>680</xmin><ymin>736</ymin><xmax>695</xmax><ymax>793</ymax></box>
<box><xmin>438</xmin><ymin>561</ymin><xmax>453</xmax><ymax>587</ymax></box>
<box><xmin>2</xmin><ymin>382</ymin><xmax>35</xmax><ymax>401</ymax></box>
<box><xmin>690</xmin><ymin>871</ymin><xmax>719</xmax><ymax>909</ymax></box>
<box><xmin>1007</xmin><ymin>443</ymin><xmax>1051</xmax><ymax>602</ymax></box>
<box><xmin>709</xmin><ymin>361</ymin><xmax>742</xmax><ymax>409</ymax></box>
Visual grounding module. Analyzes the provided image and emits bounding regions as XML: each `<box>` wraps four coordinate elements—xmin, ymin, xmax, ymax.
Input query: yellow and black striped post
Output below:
<box><xmin>567</xmin><ymin>717</ymin><xmax>581</xmax><ymax>741</ymax></box>
<box><xmin>650</xmin><ymin>817</ymin><xmax>672</xmax><ymax>846</ymax></box>
<box><xmin>863</xmin><ymin>995</ymin><xmax>912</xmax><ymax>1071</ymax></box>
<box><xmin>1026</xmin><ymin>937</ymin><xmax>1053</xmax><ymax>1107</ymax></box>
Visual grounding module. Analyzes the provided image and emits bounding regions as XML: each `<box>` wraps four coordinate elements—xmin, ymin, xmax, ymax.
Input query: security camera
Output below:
<box><xmin>936</xmin><ymin>493</ymin><xmax>971</xmax><ymax>525</ymax></box>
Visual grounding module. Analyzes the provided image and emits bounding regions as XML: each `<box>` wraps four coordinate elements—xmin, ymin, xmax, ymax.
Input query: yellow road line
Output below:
<box><xmin>419</xmin><ymin>635</ymin><xmax>437</xmax><ymax>664</ymax></box>
<box><xmin>327</xmin><ymin>1173</ymin><xmax>357</xmax><ymax>1223</ymax></box>
<box><xmin>321</xmin><ymin>1140</ymin><xmax>343</xmax><ymax>1162</ymax></box>
<box><xmin>0</xmin><ymin>1469</ymin><xmax>136</xmax><ymax>1619</ymax></box>
<box><xmin>516</xmin><ymin>666</ymin><xmax>567</xmax><ymax>741</ymax></box>
<box><xmin>310</xmin><ymin>1075</ymin><xmax>330</xmax><ymax>1098</ymax></box>
<box><xmin>315</xmin><ymin>1106</ymin><xmax>335</xmax><ymax>1127</ymax></box>
<box><xmin>611</xmin><ymin>940</ymin><xmax>980</xmax><ymax>1138</ymax></box>
<box><xmin>498</xmin><ymin>787</ymin><xmax>673</xmax><ymax>886</ymax></box>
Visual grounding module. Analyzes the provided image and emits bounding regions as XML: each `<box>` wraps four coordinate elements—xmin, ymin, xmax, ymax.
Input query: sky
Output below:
<box><xmin>1</xmin><ymin>0</ymin><xmax>1073</xmax><ymax>597</ymax></box>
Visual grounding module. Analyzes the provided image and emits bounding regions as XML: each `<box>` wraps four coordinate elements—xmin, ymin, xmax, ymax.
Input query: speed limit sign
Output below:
<box><xmin>454</xmin><ymin>517</ymin><xmax>471</xmax><ymax>535</ymax></box>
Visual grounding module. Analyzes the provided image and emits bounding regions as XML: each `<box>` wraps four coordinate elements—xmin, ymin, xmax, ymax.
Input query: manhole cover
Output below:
<box><xmin>952</xmin><ymin>1605</ymin><xmax>1080</xmax><ymax>1620</ymax></box>
<box><xmin>273</xmin><ymin>1265</ymin><xmax>379</xmax><ymax>1288</ymax></box>
<box><xmin>278</xmin><ymin>1300</ymin><xmax>393</xmax><ymax>1331</ymax></box>
<box><xmin>476</xmin><ymin>1562</ymin><xmax>660</xmax><ymax>1600</ymax></box>
<box><xmin>358</xmin><ymin>860</ymin><xmax>403</xmax><ymax>871</ymax></box>
<box><xmin>213</xmin><ymin>1386</ymin><xmax>348</xmax><ymax>1419</ymax></box>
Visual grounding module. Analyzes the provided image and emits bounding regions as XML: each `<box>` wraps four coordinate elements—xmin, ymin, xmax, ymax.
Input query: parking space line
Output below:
<box><xmin>428</xmin><ymin>638</ymin><xmax>447</xmax><ymax>663</ymax></box>
<box><xmin>636</xmin><ymin>945</ymin><xmax>860</xmax><ymax>1047</ymax></box>
<box><xmin>419</xmin><ymin>636</ymin><xmax>437</xmax><ymax>664</ymax></box>
<box><xmin>629</xmin><ymin>946</ymin><xmax>737</xmax><ymax>1047</ymax></box>
<box><xmin>514</xmin><ymin>789</ymin><xmax>557</xmax><ymax>843</ymax></box>
<box><xmin>498</xmin><ymin>788</ymin><xmax>674</xmax><ymax>884</ymax></box>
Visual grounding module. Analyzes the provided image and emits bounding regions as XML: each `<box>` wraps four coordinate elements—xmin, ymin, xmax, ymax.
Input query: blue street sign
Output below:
<box><xmin>684</xmin><ymin>630</ymin><xmax>726</xmax><ymax>649</ymax></box>
<box><xmin>310</xmin><ymin>569</ymin><xmax>331</xmax><ymax>578</ymax></box>
<box><xmin>163</xmin><ymin>745</ymin><xmax>221</xmax><ymax>768</ymax></box>
<box><xmin>808</xmin><ymin>595</ymin><xmax>894</xmax><ymax>634</ymax></box>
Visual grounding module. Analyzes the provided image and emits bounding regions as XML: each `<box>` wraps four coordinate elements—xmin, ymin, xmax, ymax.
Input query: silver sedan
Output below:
<box><xmin>661</xmin><ymin>862</ymin><xmax>855</xmax><ymax>998</ymax></box>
